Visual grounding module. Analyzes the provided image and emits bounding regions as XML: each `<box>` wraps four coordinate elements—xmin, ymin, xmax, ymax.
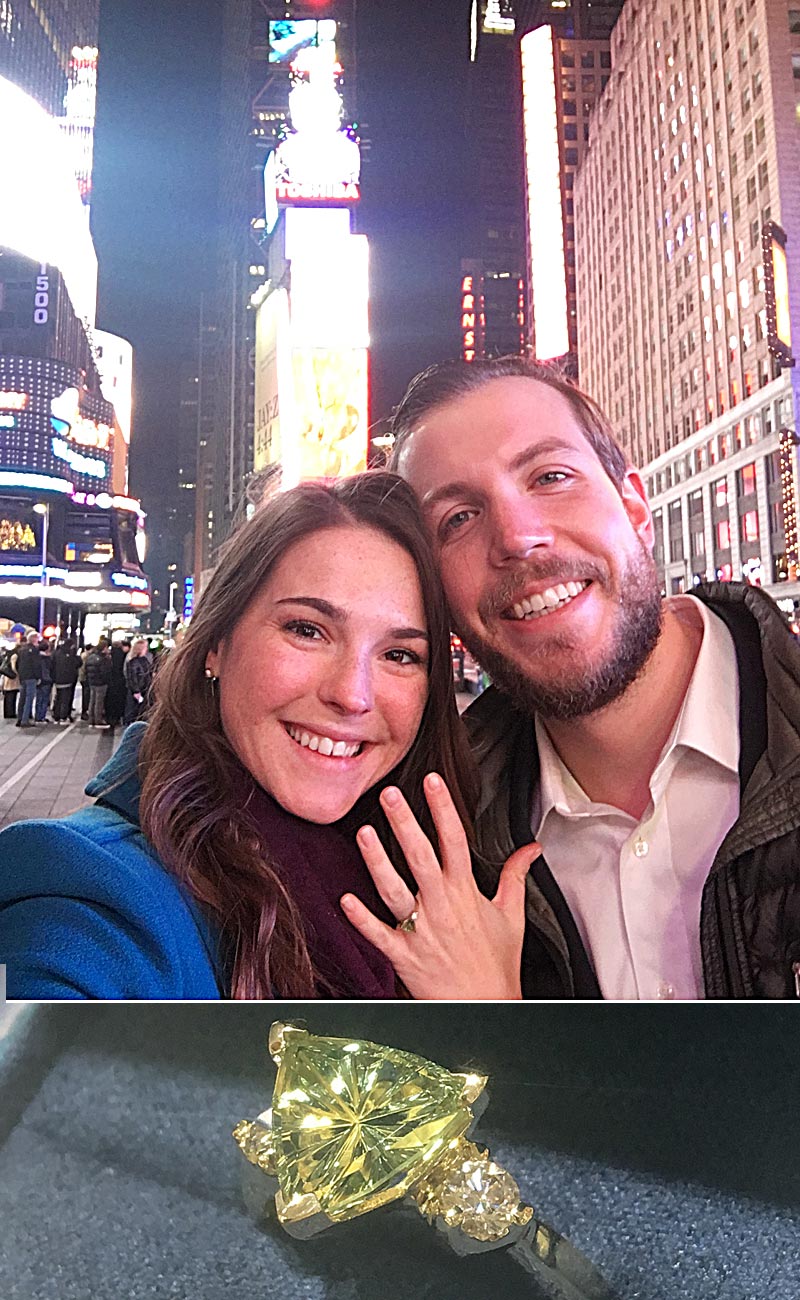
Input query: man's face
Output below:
<box><xmin>397</xmin><ymin>377</ymin><xmax>663</xmax><ymax>720</ymax></box>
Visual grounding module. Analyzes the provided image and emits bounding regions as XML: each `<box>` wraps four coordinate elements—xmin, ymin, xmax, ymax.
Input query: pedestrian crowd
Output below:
<box><xmin>0</xmin><ymin>632</ymin><xmax>154</xmax><ymax>731</ymax></box>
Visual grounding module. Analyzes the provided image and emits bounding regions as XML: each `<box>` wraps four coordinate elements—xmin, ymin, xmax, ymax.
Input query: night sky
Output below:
<box><xmin>90</xmin><ymin>0</ymin><xmax>471</xmax><ymax>514</ymax></box>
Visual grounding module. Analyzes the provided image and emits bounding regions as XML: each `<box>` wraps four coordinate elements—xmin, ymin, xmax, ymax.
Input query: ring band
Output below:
<box><xmin>233</xmin><ymin>1022</ymin><xmax>616</xmax><ymax>1299</ymax></box>
<box><xmin>397</xmin><ymin>909</ymin><xmax>418</xmax><ymax>933</ymax></box>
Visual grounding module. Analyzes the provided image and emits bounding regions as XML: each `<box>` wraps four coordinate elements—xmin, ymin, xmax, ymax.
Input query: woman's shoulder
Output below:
<box><xmin>0</xmin><ymin>807</ymin><xmax>223</xmax><ymax>1000</ymax></box>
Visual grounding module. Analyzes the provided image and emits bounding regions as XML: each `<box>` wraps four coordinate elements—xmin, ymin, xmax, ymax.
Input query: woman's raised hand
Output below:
<box><xmin>340</xmin><ymin>772</ymin><xmax>540</xmax><ymax>1000</ymax></box>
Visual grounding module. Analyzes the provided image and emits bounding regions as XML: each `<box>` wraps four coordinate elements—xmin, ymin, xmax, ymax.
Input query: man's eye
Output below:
<box><xmin>536</xmin><ymin>471</ymin><xmax>570</xmax><ymax>486</ymax></box>
<box><xmin>285</xmin><ymin>620</ymin><xmax>322</xmax><ymax>639</ymax></box>
<box><xmin>441</xmin><ymin>508</ymin><xmax>474</xmax><ymax>536</ymax></box>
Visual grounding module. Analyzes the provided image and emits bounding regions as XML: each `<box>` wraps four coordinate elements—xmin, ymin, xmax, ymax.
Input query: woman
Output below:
<box><xmin>1</xmin><ymin>642</ymin><xmax>20</xmax><ymax>719</ymax></box>
<box><xmin>0</xmin><ymin>473</ymin><xmax>534</xmax><ymax>999</ymax></box>
<box><xmin>123</xmin><ymin>637</ymin><xmax>152</xmax><ymax>724</ymax></box>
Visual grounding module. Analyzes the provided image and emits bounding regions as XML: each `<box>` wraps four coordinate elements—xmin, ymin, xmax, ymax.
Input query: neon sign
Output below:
<box><xmin>52</xmin><ymin>437</ymin><xmax>107</xmax><ymax>479</ymax></box>
<box><xmin>276</xmin><ymin>179</ymin><xmax>359</xmax><ymax>202</ymax></box>
<box><xmin>460</xmin><ymin>266</ymin><xmax>484</xmax><ymax>363</ymax></box>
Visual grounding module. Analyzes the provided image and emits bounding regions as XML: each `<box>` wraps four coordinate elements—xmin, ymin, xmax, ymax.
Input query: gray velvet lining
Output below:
<box><xmin>1</xmin><ymin>1004</ymin><xmax>798</xmax><ymax>1299</ymax></box>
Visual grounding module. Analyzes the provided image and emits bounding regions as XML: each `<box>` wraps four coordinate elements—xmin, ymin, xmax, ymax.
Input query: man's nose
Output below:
<box><xmin>488</xmin><ymin>492</ymin><xmax>555</xmax><ymax>565</ymax></box>
<box><xmin>320</xmin><ymin>651</ymin><xmax>374</xmax><ymax>715</ymax></box>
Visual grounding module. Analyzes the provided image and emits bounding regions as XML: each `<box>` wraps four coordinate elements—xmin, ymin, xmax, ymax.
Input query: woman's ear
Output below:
<box><xmin>205</xmin><ymin>645</ymin><xmax>222</xmax><ymax>678</ymax></box>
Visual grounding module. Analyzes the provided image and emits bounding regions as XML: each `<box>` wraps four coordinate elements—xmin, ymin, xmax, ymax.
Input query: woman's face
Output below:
<box><xmin>207</xmin><ymin>524</ymin><xmax>430</xmax><ymax>823</ymax></box>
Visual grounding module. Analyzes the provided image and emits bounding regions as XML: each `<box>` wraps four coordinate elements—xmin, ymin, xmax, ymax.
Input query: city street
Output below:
<box><xmin>0</xmin><ymin>720</ymin><xmax>119</xmax><ymax>831</ymax></box>
<box><xmin>0</xmin><ymin>699</ymin><xmax>475</xmax><ymax>833</ymax></box>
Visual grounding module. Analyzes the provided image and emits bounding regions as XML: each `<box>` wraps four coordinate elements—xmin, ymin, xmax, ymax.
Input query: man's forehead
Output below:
<box><xmin>398</xmin><ymin>377</ymin><xmax>589</xmax><ymax>486</ymax></box>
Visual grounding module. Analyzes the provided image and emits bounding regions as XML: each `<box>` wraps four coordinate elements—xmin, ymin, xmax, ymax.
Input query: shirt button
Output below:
<box><xmin>657</xmin><ymin>982</ymin><xmax>676</xmax><ymax>1000</ymax></box>
<box><xmin>633</xmin><ymin>837</ymin><xmax>649</xmax><ymax>858</ymax></box>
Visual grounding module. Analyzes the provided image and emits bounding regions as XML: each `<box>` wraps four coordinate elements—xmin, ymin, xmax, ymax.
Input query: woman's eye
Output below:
<box><xmin>285</xmin><ymin>620</ymin><xmax>323</xmax><ymax>640</ymax></box>
<box><xmin>384</xmin><ymin>648</ymin><xmax>423</xmax><ymax>666</ymax></box>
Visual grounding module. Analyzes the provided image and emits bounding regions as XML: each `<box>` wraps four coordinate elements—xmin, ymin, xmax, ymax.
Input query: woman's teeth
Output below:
<box><xmin>509</xmin><ymin>580</ymin><xmax>589</xmax><ymax>621</ymax></box>
<box><xmin>286</xmin><ymin>725</ymin><xmax>362</xmax><ymax>758</ymax></box>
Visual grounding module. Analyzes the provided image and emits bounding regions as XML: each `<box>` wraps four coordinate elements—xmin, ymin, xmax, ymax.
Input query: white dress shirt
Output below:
<box><xmin>531</xmin><ymin>595</ymin><xmax>741</xmax><ymax>1000</ymax></box>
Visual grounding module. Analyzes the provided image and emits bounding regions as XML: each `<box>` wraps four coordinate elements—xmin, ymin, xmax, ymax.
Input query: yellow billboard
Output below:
<box><xmin>289</xmin><ymin>348</ymin><xmax>368</xmax><ymax>482</ymax></box>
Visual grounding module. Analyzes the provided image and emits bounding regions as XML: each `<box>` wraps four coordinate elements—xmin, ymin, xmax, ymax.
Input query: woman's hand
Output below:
<box><xmin>340</xmin><ymin>772</ymin><xmax>540</xmax><ymax>1000</ymax></box>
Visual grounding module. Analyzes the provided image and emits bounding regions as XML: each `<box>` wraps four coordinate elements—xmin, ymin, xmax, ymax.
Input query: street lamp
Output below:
<box><xmin>32</xmin><ymin>502</ymin><xmax>49</xmax><ymax>634</ymax></box>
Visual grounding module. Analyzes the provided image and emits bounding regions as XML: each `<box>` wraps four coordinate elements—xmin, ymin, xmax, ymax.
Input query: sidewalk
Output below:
<box><xmin>0</xmin><ymin>719</ymin><xmax>120</xmax><ymax>829</ymax></box>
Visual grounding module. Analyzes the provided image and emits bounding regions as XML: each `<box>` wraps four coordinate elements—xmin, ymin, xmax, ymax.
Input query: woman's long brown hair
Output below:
<box><xmin>139</xmin><ymin>472</ymin><xmax>479</xmax><ymax>998</ymax></box>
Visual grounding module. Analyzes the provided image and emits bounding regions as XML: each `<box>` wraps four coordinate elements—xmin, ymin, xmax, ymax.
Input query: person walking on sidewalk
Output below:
<box><xmin>52</xmin><ymin>638</ymin><xmax>81</xmax><ymax>724</ymax></box>
<box><xmin>1</xmin><ymin>642</ymin><xmax>20</xmax><ymax>720</ymax></box>
<box><xmin>85</xmin><ymin>638</ymin><xmax>112</xmax><ymax>728</ymax></box>
<box><xmin>15</xmin><ymin>631</ymin><xmax>41</xmax><ymax>728</ymax></box>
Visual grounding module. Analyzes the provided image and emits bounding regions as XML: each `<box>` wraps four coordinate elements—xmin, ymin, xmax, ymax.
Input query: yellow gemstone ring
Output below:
<box><xmin>233</xmin><ymin>1022</ymin><xmax>616</xmax><ymax>1299</ymax></box>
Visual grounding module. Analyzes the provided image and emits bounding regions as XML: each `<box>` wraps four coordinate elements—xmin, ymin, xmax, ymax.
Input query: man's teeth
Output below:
<box><xmin>286</xmin><ymin>725</ymin><xmax>362</xmax><ymax>758</ymax></box>
<box><xmin>510</xmin><ymin>580</ymin><xmax>589</xmax><ymax>620</ymax></box>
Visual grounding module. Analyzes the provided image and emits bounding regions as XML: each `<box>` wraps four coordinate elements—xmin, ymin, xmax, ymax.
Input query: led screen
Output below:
<box><xmin>268</xmin><ymin>20</ymin><xmax>336</xmax><ymax>64</ymax></box>
<box><xmin>290</xmin><ymin>348</ymin><xmax>368</xmax><ymax>484</ymax></box>
<box><xmin>0</xmin><ymin>355</ymin><xmax>114</xmax><ymax>492</ymax></box>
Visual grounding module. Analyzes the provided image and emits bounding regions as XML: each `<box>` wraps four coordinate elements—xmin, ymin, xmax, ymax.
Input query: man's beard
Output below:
<box><xmin>455</xmin><ymin>545</ymin><xmax>663</xmax><ymax>722</ymax></box>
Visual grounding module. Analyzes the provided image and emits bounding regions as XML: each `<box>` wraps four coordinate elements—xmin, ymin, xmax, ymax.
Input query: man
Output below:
<box><xmin>14</xmin><ymin>631</ymin><xmax>41</xmax><ymax>729</ymax></box>
<box><xmin>52</xmin><ymin>638</ymin><xmax>82</xmax><ymax>724</ymax></box>
<box><xmin>85</xmin><ymin>638</ymin><xmax>112</xmax><ymax>729</ymax></box>
<box><xmin>390</xmin><ymin>356</ymin><xmax>800</xmax><ymax>999</ymax></box>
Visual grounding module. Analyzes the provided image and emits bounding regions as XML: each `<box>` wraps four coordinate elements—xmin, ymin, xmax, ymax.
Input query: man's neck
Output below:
<box><xmin>541</xmin><ymin>602</ymin><xmax>704</xmax><ymax>820</ymax></box>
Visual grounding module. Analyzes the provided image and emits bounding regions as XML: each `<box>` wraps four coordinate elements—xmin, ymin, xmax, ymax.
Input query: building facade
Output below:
<box><xmin>575</xmin><ymin>0</ymin><xmax>800</xmax><ymax>608</ymax></box>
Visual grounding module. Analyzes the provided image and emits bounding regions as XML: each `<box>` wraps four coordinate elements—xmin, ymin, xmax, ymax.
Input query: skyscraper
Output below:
<box><xmin>576</xmin><ymin>0</ymin><xmax>800</xmax><ymax>612</ymax></box>
<box><xmin>194</xmin><ymin>0</ymin><xmax>361</xmax><ymax>589</ymax></box>
<box><xmin>462</xmin><ymin>0</ymin><xmax>622</xmax><ymax>367</ymax></box>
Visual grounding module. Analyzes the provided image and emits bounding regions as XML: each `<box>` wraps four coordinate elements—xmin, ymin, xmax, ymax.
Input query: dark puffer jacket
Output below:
<box><xmin>464</xmin><ymin>583</ymin><xmax>800</xmax><ymax>999</ymax></box>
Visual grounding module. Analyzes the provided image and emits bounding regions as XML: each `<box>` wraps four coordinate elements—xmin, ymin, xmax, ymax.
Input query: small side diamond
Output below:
<box><xmin>411</xmin><ymin>1138</ymin><xmax>533</xmax><ymax>1242</ymax></box>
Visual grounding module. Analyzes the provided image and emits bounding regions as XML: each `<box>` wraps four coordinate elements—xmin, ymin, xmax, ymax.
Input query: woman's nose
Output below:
<box><xmin>320</xmin><ymin>653</ymin><xmax>373</xmax><ymax>715</ymax></box>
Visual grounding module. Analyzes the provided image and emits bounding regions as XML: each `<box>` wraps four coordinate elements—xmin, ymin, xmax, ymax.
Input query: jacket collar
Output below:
<box><xmin>84</xmin><ymin>721</ymin><xmax>146</xmax><ymax>825</ymax></box>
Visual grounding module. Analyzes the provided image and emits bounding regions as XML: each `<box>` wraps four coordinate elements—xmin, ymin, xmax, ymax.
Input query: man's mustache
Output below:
<box><xmin>478</xmin><ymin>557</ymin><xmax>610</xmax><ymax>620</ymax></box>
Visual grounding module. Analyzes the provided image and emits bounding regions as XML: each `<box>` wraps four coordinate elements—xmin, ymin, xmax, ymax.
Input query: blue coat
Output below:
<box><xmin>0</xmin><ymin>725</ymin><xmax>224</xmax><ymax>999</ymax></box>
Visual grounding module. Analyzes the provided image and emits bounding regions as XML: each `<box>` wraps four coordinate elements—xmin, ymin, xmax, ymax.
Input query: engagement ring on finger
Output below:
<box><xmin>396</xmin><ymin>908</ymin><xmax>418</xmax><ymax>933</ymax></box>
<box><xmin>233</xmin><ymin>1022</ymin><xmax>616</xmax><ymax>1300</ymax></box>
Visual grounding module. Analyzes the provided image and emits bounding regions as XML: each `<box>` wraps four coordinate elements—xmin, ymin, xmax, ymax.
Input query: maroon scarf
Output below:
<box><xmin>247</xmin><ymin>785</ymin><xmax>400</xmax><ymax>998</ymax></box>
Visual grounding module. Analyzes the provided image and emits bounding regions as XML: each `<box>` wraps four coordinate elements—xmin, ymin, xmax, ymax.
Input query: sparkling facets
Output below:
<box><xmin>412</xmin><ymin>1138</ymin><xmax>533</xmax><ymax>1242</ymax></box>
<box><xmin>233</xmin><ymin>1118</ymin><xmax>276</xmax><ymax>1173</ymax></box>
<box><xmin>269</xmin><ymin>1028</ymin><xmax>478</xmax><ymax>1223</ymax></box>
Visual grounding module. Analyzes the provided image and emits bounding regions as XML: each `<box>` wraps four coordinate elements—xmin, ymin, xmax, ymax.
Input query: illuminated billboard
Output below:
<box><xmin>253</xmin><ymin>287</ymin><xmax>292</xmax><ymax>473</ymax></box>
<box><xmin>521</xmin><ymin>27</ymin><xmax>570</xmax><ymax>361</ymax></box>
<box><xmin>762</xmin><ymin>222</ymin><xmax>794</xmax><ymax>368</ymax></box>
<box><xmin>460</xmin><ymin>262</ymin><xmax>484</xmax><ymax>362</ymax></box>
<box><xmin>269</xmin><ymin>44</ymin><xmax>361</xmax><ymax>207</ymax></box>
<box><xmin>268</xmin><ymin>19</ymin><xmax>337</xmax><ymax>64</ymax></box>
<box><xmin>0</xmin><ymin>355</ymin><xmax>115</xmax><ymax>492</ymax></box>
<box><xmin>0</xmin><ymin>75</ymin><xmax>99</xmax><ymax>330</ymax></box>
<box><xmin>291</xmin><ymin>349</ymin><xmax>368</xmax><ymax>483</ymax></box>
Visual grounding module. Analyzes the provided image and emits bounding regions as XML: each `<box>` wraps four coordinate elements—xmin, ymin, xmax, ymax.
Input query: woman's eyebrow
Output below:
<box><xmin>274</xmin><ymin>597</ymin><xmax>428</xmax><ymax>641</ymax></box>
<box><xmin>274</xmin><ymin>596</ymin><xmax>344</xmax><ymax>620</ymax></box>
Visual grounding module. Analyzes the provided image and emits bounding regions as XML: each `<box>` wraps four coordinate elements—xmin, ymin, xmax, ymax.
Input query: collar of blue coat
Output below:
<box><xmin>84</xmin><ymin>721</ymin><xmax>146</xmax><ymax>825</ymax></box>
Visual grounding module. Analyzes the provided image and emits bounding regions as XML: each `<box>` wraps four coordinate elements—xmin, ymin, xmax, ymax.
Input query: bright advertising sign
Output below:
<box><xmin>0</xmin><ymin>75</ymin><xmax>99</xmax><ymax>330</ymax></box>
<box><xmin>0</xmin><ymin>355</ymin><xmax>114</xmax><ymax>491</ymax></box>
<box><xmin>269</xmin><ymin>20</ymin><xmax>337</xmax><ymax>65</ymax></box>
<box><xmin>253</xmin><ymin>287</ymin><xmax>292</xmax><ymax>474</ymax></box>
<box><xmin>291</xmin><ymin>348</ymin><xmax>368</xmax><ymax>483</ymax></box>
<box><xmin>460</xmin><ymin>262</ymin><xmax>484</xmax><ymax>362</ymax></box>
<box><xmin>762</xmin><ymin>222</ymin><xmax>794</xmax><ymax>367</ymax></box>
<box><xmin>521</xmin><ymin>27</ymin><xmax>570</xmax><ymax>361</ymax></box>
<box><xmin>269</xmin><ymin>43</ymin><xmax>360</xmax><ymax>207</ymax></box>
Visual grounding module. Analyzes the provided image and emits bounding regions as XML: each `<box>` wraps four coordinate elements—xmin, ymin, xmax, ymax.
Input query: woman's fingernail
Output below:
<box><xmin>382</xmin><ymin>786</ymin><xmax>401</xmax><ymax>806</ymax></box>
<box><xmin>357</xmin><ymin>825</ymin><xmax>376</xmax><ymax>846</ymax></box>
<box><xmin>425</xmin><ymin>772</ymin><xmax>442</xmax><ymax>791</ymax></box>
<box><xmin>340</xmin><ymin>894</ymin><xmax>355</xmax><ymax>911</ymax></box>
